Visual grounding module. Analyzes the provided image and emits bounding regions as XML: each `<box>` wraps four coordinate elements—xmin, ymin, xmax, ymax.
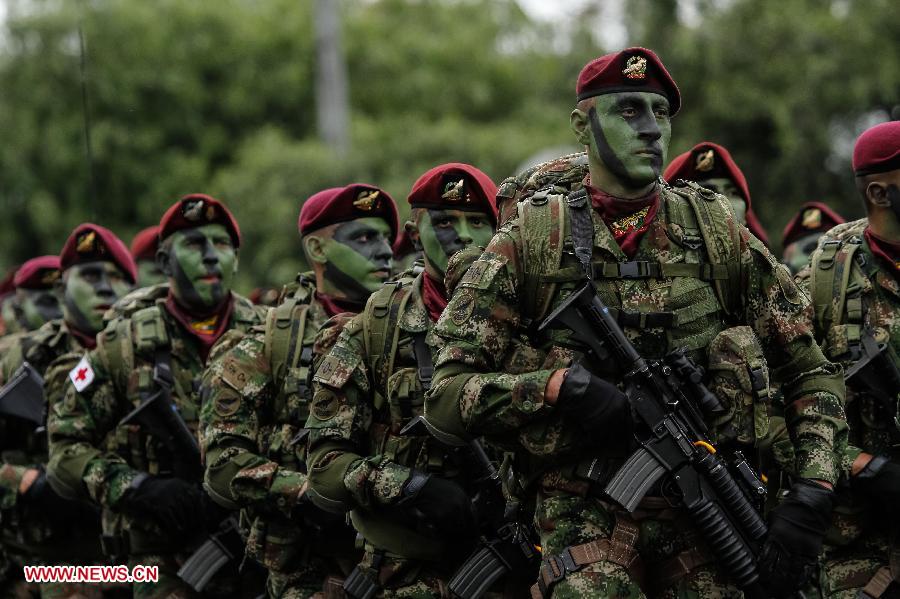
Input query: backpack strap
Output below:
<box><xmin>808</xmin><ymin>236</ymin><xmax>862</xmax><ymax>341</ymax></box>
<box><xmin>519</xmin><ymin>192</ymin><xmax>568</xmax><ymax>323</ymax></box>
<box><xmin>361</xmin><ymin>280</ymin><xmax>410</xmax><ymax>406</ymax></box>
<box><xmin>264</xmin><ymin>294</ymin><xmax>311</xmax><ymax>393</ymax></box>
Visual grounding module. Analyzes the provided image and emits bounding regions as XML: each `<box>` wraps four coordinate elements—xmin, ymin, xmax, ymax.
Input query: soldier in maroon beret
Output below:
<box><xmin>0</xmin><ymin>225</ymin><xmax>137</xmax><ymax>599</ymax></box>
<box><xmin>664</xmin><ymin>141</ymin><xmax>770</xmax><ymax>245</ymax></box>
<box><xmin>48</xmin><ymin>195</ymin><xmax>268</xmax><ymax>598</ymax></box>
<box><xmin>797</xmin><ymin>120</ymin><xmax>900</xmax><ymax>599</ymax></box>
<box><xmin>425</xmin><ymin>46</ymin><xmax>845</xmax><ymax>599</ymax></box>
<box><xmin>130</xmin><ymin>225</ymin><xmax>166</xmax><ymax>288</ymax></box>
<box><xmin>199</xmin><ymin>183</ymin><xmax>398</xmax><ymax>598</ymax></box>
<box><xmin>8</xmin><ymin>256</ymin><xmax>63</xmax><ymax>332</ymax></box>
<box><xmin>781</xmin><ymin>202</ymin><xmax>845</xmax><ymax>275</ymax></box>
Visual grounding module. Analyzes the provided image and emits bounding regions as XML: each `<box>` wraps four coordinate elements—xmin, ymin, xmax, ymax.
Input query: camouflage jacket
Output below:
<box><xmin>200</xmin><ymin>275</ymin><xmax>356</xmax><ymax>571</ymax></box>
<box><xmin>46</xmin><ymin>284</ymin><xmax>264</xmax><ymax>532</ymax></box>
<box><xmin>0</xmin><ymin>319</ymin><xmax>98</xmax><ymax>559</ymax></box>
<box><xmin>802</xmin><ymin>218</ymin><xmax>900</xmax><ymax>464</ymax></box>
<box><xmin>306</xmin><ymin>271</ymin><xmax>472</xmax><ymax>561</ymax></box>
<box><xmin>425</xmin><ymin>153</ymin><xmax>847</xmax><ymax>495</ymax></box>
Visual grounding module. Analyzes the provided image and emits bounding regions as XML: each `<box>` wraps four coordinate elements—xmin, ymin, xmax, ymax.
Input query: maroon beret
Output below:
<box><xmin>298</xmin><ymin>183</ymin><xmax>400</xmax><ymax>243</ymax></box>
<box><xmin>14</xmin><ymin>256</ymin><xmax>61</xmax><ymax>290</ymax></box>
<box><xmin>853</xmin><ymin>121</ymin><xmax>900</xmax><ymax>176</ymax></box>
<box><xmin>130</xmin><ymin>226</ymin><xmax>161</xmax><ymax>261</ymax></box>
<box><xmin>407</xmin><ymin>163</ymin><xmax>499</xmax><ymax>226</ymax></box>
<box><xmin>664</xmin><ymin>141</ymin><xmax>769</xmax><ymax>246</ymax></box>
<box><xmin>576</xmin><ymin>47</ymin><xmax>681</xmax><ymax>115</ymax></box>
<box><xmin>159</xmin><ymin>194</ymin><xmax>241</xmax><ymax>247</ymax></box>
<box><xmin>60</xmin><ymin>224</ymin><xmax>137</xmax><ymax>284</ymax></box>
<box><xmin>782</xmin><ymin>202</ymin><xmax>846</xmax><ymax>247</ymax></box>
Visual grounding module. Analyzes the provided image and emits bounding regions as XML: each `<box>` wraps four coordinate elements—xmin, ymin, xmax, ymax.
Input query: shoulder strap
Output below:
<box><xmin>519</xmin><ymin>193</ymin><xmax>568</xmax><ymax>323</ymax></box>
<box><xmin>361</xmin><ymin>281</ymin><xmax>409</xmax><ymax>396</ymax></box>
<box><xmin>410</xmin><ymin>332</ymin><xmax>433</xmax><ymax>391</ymax></box>
<box><xmin>264</xmin><ymin>294</ymin><xmax>311</xmax><ymax>388</ymax></box>
<box><xmin>809</xmin><ymin>237</ymin><xmax>862</xmax><ymax>337</ymax></box>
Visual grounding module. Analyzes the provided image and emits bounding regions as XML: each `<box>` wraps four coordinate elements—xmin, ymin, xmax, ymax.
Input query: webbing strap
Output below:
<box><xmin>566</xmin><ymin>188</ymin><xmax>593</xmax><ymax>279</ymax></box>
<box><xmin>410</xmin><ymin>332</ymin><xmax>433</xmax><ymax>391</ymax></box>
<box><xmin>859</xmin><ymin>566</ymin><xmax>894</xmax><ymax>599</ymax></box>
<box><xmin>540</xmin><ymin>261</ymin><xmax>728</xmax><ymax>283</ymax></box>
<box><xmin>652</xmin><ymin>546</ymin><xmax>714</xmax><ymax>591</ymax></box>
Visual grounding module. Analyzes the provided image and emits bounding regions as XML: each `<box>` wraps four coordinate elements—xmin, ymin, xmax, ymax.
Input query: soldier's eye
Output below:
<box><xmin>621</xmin><ymin>107</ymin><xmax>637</xmax><ymax>117</ymax></box>
<box><xmin>655</xmin><ymin>107</ymin><xmax>669</xmax><ymax>118</ymax></box>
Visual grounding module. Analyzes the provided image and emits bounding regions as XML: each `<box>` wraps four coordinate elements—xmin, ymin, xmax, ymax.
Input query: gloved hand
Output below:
<box><xmin>396</xmin><ymin>469</ymin><xmax>477</xmax><ymax>546</ymax></box>
<box><xmin>119</xmin><ymin>474</ymin><xmax>205</xmax><ymax>534</ymax></box>
<box><xmin>759</xmin><ymin>479</ymin><xmax>834</xmax><ymax>597</ymax></box>
<box><xmin>851</xmin><ymin>455</ymin><xmax>900</xmax><ymax>515</ymax></box>
<box><xmin>23</xmin><ymin>467</ymin><xmax>94</xmax><ymax>526</ymax></box>
<box><xmin>556</xmin><ymin>363</ymin><xmax>632</xmax><ymax>443</ymax></box>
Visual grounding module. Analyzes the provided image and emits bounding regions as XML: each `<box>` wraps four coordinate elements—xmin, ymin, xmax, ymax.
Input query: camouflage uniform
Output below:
<box><xmin>200</xmin><ymin>274</ymin><xmax>359</xmax><ymax>599</ymax></box>
<box><xmin>425</xmin><ymin>153</ymin><xmax>848</xmax><ymax>598</ymax></box>
<box><xmin>0</xmin><ymin>320</ymin><xmax>105</xmax><ymax>599</ymax></box>
<box><xmin>799</xmin><ymin>218</ymin><xmax>900</xmax><ymax>598</ymax></box>
<box><xmin>306</xmin><ymin>268</ymin><xmax>486</xmax><ymax>598</ymax></box>
<box><xmin>47</xmin><ymin>283</ymin><xmax>265</xmax><ymax>598</ymax></box>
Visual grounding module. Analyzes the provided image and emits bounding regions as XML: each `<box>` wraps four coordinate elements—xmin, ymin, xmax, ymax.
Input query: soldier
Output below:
<box><xmin>782</xmin><ymin>202</ymin><xmax>845</xmax><ymax>276</ymax></box>
<box><xmin>798</xmin><ymin>121</ymin><xmax>900</xmax><ymax>598</ymax></box>
<box><xmin>131</xmin><ymin>225</ymin><xmax>167</xmax><ymax>288</ymax></box>
<box><xmin>305</xmin><ymin>163</ymin><xmax>498</xmax><ymax>597</ymax></box>
<box><xmin>664</xmin><ymin>141</ymin><xmax>770</xmax><ymax>245</ymax></box>
<box><xmin>0</xmin><ymin>225</ymin><xmax>136</xmax><ymax>599</ymax></box>
<box><xmin>424</xmin><ymin>48</ymin><xmax>848</xmax><ymax>598</ymax></box>
<box><xmin>0</xmin><ymin>257</ymin><xmax>64</xmax><ymax>338</ymax></box>
<box><xmin>200</xmin><ymin>183</ymin><xmax>399</xmax><ymax>598</ymax></box>
<box><xmin>47</xmin><ymin>194</ymin><xmax>266</xmax><ymax>598</ymax></box>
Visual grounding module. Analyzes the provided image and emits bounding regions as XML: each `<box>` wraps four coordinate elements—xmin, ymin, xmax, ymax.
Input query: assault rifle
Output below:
<box><xmin>401</xmin><ymin>416</ymin><xmax>540</xmax><ymax>599</ymax></box>
<box><xmin>844</xmin><ymin>332</ymin><xmax>900</xmax><ymax>416</ymax></box>
<box><xmin>0</xmin><ymin>362</ymin><xmax>45</xmax><ymax>428</ymax></box>
<box><xmin>118</xmin><ymin>359</ymin><xmax>239</xmax><ymax>592</ymax></box>
<box><xmin>539</xmin><ymin>282</ymin><xmax>770</xmax><ymax>598</ymax></box>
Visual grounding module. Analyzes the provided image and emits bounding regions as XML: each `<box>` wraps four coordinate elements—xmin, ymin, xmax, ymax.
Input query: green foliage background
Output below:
<box><xmin>1</xmin><ymin>0</ymin><xmax>898</xmax><ymax>292</ymax></box>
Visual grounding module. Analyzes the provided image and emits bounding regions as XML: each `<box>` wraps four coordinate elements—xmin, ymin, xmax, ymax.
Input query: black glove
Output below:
<box><xmin>23</xmin><ymin>467</ymin><xmax>94</xmax><ymax>526</ymax></box>
<box><xmin>119</xmin><ymin>474</ymin><xmax>205</xmax><ymax>534</ymax></box>
<box><xmin>556</xmin><ymin>363</ymin><xmax>632</xmax><ymax>444</ymax></box>
<box><xmin>851</xmin><ymin>455</ymin><xmax>900</xmax><ymax>515</ymax></box>
<box><xmin>396</xmin><ymin>469</ymin><xmax>477</xmax><ymax>546</ymax></box>
<box><xmin>759</xmin><ymin>479</ymin><xmax>834</xmax><ymax>597</ymax></box>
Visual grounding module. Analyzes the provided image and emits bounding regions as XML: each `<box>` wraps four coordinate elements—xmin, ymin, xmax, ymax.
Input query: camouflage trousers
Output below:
<box><xmin>533</xmin><ymin>491</ymin><xmax>743</xmax><ymax>599</ymax></box>
<box><xmin>347</xmin><ymin>550</ymin><xmax>452</xmax><ymax>598</ymax></box>
<box><xmin>815</xmin><ymin>533</ymin><xmax>900</xmax><ymax>599</ymax></box>
<box><xmin>265</xmin><ymin>556</ymin><xmax>353</xmax><ymax>599</ymax></box>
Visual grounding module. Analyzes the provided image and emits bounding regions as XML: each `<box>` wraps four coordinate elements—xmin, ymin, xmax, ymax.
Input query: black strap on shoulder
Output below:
<box><xmin>151</xmin><ymin>348</ymin><xmax>174</xmax><ymax>396</ymax></box>
<box><xmin>410</xmin><ymin>332</ymin><xmax>434</xmax><ymax>391</ymax></box>
<box><xmin>566</xmin><ymin>188</ymin><xmax>593</xmax><ymax>280</ymax></box>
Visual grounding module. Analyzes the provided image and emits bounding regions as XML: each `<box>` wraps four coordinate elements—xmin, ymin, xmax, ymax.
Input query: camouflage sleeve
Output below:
<box><xmin>425</xmin><ymin>224</ymin><xmax>558</xmax><ymax>443</ymax></box>
<box><xmin>0</xmin><ymin>333</ymin><xmax>27</xmax><ymax>385</ymax></box>
<box><xmin>200</xmin><ymin>328</ymin><xmax>306</xmax><ymax>518</ymax></box>
<box><xmin>740</xmin><ymin>231</ymin><xmax>847</xmax><ymax>485</ymax></box>
<box><xmin>0</xmin><ymin>463</ymin><xmax>27</xmax><ymax>510</ymax></box>
<box><xmin>46</xmin><ymin>327</ymin><xmax>137</xmax><ymax>506</ymax></box>
<box><xmin>305</xmin><ymin>314</ymin><xmax>415</xmax><ymax>513</ymax></box>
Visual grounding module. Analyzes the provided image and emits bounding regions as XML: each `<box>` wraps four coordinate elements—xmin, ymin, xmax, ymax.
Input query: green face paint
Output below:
<box><xmin>417</xmin><ymin>209</ymin><xmax>494</xmax><ymax>280</ymax></box>
<box><xmin>320</xmin><ymin>217</ymin><xmax>394</xmax><ymax>301</ymax></box>
<box><xmin>783</xmin><ymin>232</ymin><xmax>822</xmax><ymax>275</ymax></box>
<box><xmin>17</xmin><ymin>288</ymin><xmax>62</xmax><ymax>330</ymax></box>
<box><xmin>697</xmin><ymin>177</ymin><xmax>746</xmax><ymax>224</ymax></box>
<box><xmin>136</xmin><ymin>259</ymin><xmax>167</xmax><ymax>288</ymax></box>
<box><xmin>163</xmin><ymin>224</ymin><xmax>236</xmax><ymax>313</ymax></box>
<box><xmin>586</xmin><ymin>92</ymin><xmax>671</xmax><ymax>187</ymax></box>
<box><xmin>63</xmin><ymin>261</ymin><xmax>133</xmax><ymax>333</ymax></box>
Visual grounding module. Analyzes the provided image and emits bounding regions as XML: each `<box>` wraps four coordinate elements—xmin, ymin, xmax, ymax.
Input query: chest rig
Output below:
<box><xmin>809</xmin><ymin>228</ymin><xmax>900</xmax><ymax>452</ymax></box>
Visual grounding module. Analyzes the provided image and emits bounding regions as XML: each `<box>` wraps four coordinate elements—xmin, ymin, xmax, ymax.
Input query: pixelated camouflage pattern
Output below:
<box><xmin>200</xmin><ymin>276</ymin><xmax>357</xmax><ymax>591</ymax></box>
<box><xmin>426</xmin><ymin>152</ymin><xmax>848</xmax><ymax>594</ymax></box>
<box><xmin>801</xmin><ymin>217</ymin><xmax>900</xmax><ymax>597</ymax></box>
<box><xmin>46</xmin><ymin>284</ymin><xmax>264</xmax><ymax>596</ymax></box>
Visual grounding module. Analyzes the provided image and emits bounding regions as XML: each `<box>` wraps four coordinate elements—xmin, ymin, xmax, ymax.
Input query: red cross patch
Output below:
<box><xmin>69</xmin><ymin>355</ymin><xmax>95</xmax><ymax>392</ymax></box>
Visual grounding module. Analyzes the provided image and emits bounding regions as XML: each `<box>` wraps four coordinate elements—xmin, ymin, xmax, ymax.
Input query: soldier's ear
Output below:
<box><xmin>405</xmin><ymin>220</ymin><xmax>422</xmax><ymax>252</ymax></box>
<box><xmin>303</xmin><ymin>235</ymin><xmax>328</xmax><ymax>264</ymax></box>
<box><xmin>570</xmin><ymin>107</ymin><xmax>592</xmax><ymax>146</ymax></box>
<box><xmin>156</xmin><ymin>245</ymin><xmax>174</xmax><ymax>278</ymax></box>
<box><xmin>867</xmin><ymin>182</ymin><xmax>890</xmax><ymax>208</ymax></box>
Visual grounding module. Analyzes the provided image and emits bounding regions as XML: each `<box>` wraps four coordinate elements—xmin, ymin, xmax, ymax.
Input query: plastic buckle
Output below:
<box><xmin>619</xmin><ymin>262</ymin><xmax>642</xmax><ymax>278</ymax></box>
<box><xmin>558</xmin><ymin>547</ymin><xmax>581</xmax><ymax>574</ymax></box>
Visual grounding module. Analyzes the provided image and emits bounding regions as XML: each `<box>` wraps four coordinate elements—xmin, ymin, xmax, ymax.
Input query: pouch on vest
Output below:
<box><xmin>705</xmin><ymin>326</ymin><xmax>771</xmax><ymax>446</ymax></box>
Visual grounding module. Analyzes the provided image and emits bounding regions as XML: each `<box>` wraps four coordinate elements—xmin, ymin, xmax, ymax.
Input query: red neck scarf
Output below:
<box><xmin>68</xmin><ymin>324</ymin><xmax>97</xmax><ymax>350</ymax></box>
<box><xmin>584</xmin><ymin>176</ymin><xmax>659</xmax><ymax>259</ymax></box>
<box><xmin>422</xmin><ymin>272</ymin><xmax>448</xmax><ymax>323</ymax></box>
<box><xmin>315</xmin><ymin>292</ymin><xmax>364</xmax><ymax>318</ymax></box>
<box><xmin>865</xmin><ymin>227</ymin><xmax>900</xmax><ymax>277</ymax></box>
<box><xmin>165</xmin><ymin>292</ymin><xmax>234</xmax><ymax>363</ymax></box>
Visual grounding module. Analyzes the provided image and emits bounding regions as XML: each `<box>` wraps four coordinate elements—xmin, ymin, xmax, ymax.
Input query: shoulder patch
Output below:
<box><xmin>68</xmin><ymin>354</ymin><xmax>95</xmax><ymax>392</ymax></box>
<box><xmin>312</xmin><ymin>349</ymin><xmax>360</xmax><ymax>390</ymax></box>
<box><xmin>458</xmin><ymin>255</ymin><xmax>506</xmax><ymax>290</ymax></box>
<box><xmin>220</xmin><ymin>355</ymin><xmax>250</xmax><ymax>392</ymax></box>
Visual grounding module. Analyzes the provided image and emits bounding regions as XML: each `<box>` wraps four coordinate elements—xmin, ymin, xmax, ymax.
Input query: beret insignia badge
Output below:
<box><xmin>623</xmin><ymin>55</ymin><xmax>647</xmax><ymax>80</ymax></box>
<box><xmin>76</xmin><ymin>231</ymin><xmax>100</xmax><ymax>255</ymax></box>
<box><xmin>182</xmin><ymin>199</ymin><xmax>206</xmax><ymax>222</ymax></box>
<box><xmin>801</xmin><ymin>208</ymin><xmax>822</xmax><ymax>230</ymax></box>
<box><xmin>695</xmin><ymin>149</ymin><xmax>715</xmax><ymax>172</ymax></box>
<box><xmin>41</xmin><ymin>270</ymin><xmax>60</xmax><ymax>285</ymax></box>
<box><xmin>354</xmin><ymin>190</ymin><xmax>381</xmax><ymax>211</ymax></box>
<box><xmin>441</xmin><ymin>179</ymin><xmax>471</xmax><ymax>203</ymax></box>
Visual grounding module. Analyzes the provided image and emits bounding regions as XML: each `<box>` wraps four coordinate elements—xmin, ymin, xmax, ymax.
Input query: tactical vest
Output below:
<box><xmin>808</xmin><ymin>220</ymin><xmax>900</xmax><ymax>456</ymax></box>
